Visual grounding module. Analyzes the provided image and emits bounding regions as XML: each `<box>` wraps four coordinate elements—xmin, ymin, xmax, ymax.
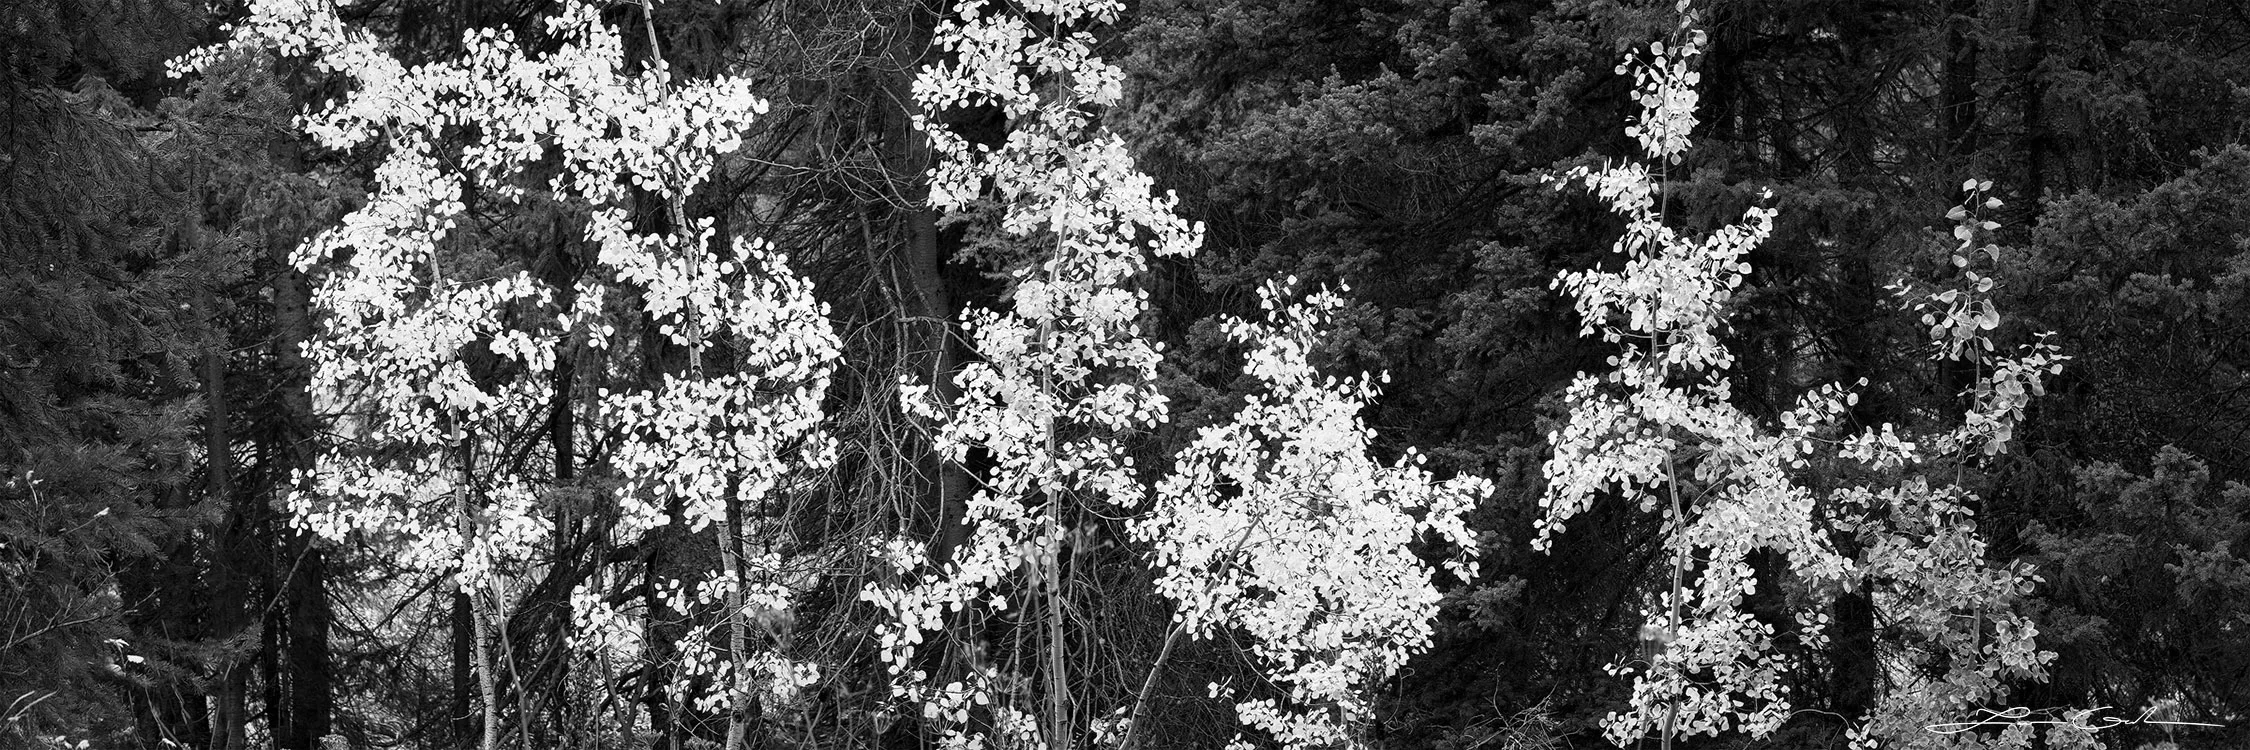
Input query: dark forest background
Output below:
<box><xmin>6</xmin><ymin>0</ymin><xmax>2250</xmax><ymax>748</ymax></box>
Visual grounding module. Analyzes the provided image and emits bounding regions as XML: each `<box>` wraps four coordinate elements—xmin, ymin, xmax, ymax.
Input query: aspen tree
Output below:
<box><xmin>179</xmin><ymin>2</ymin><xmax>839</xmax><ymax>746</ymax></box>
<box><xmin>1542</xmin><ymin>6</ymin><xmax>2064</xmax><ymax>748</ymax></box>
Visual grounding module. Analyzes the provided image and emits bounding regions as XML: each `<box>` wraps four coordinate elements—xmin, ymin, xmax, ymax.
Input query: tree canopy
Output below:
<box><xmin>6</xmin><ymin>1</ymin><xmax>2250</xmax><ymax>749</ymax></box>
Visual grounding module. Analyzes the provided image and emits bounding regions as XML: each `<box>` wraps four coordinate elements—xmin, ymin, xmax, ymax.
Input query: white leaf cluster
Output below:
<box><xmin>1833</xmin><ymin>482</ymin><xmax>2052</xmax><ymax>750</ymax></box>
<box><xmin>1619</xmin><ymin>32</ymin><xmax>1706</xmax><ymax>165</ymax></box>
<box><xmin>1138</xmin><ymin>280</ymin><xmax>1489</xmax><ymax>749</ymax></box>
<box><xmin>1546</xmin><ymin>34</ymin><xmax>1826</xmax><ymax>742</ymax></box>
<box><xmin>866</xmin><ymin>1</ymin><xmax>1482</xmax><ymax>746</ymax></box>
<box><xmin>863</xmin><ymin>0</ymin><xmax>1201</xmax><ymax>744</ymax></box>
<box><xmin>602</xmin><ymin>237</ymin><xmax>840</xmax><ymax>541</ymax></box>
<box><xmin>1895</xmin><ymin>182</ymin><xmax>2069</xmax><ymax>459</ymax></box>
<box><xmin>1545</xmin><ymin>11</ymin><xmax>2063</xmax><ymax>748</ymax></box>
<box><xmin>180</xmin><ymin>0</ymin><xmax>839</xmax><ymax>720</ymax></box>
<box><xmin>1836</xmin><ymin>190</ymin><xmax>2067</xmax><ymax>750</ymax></box>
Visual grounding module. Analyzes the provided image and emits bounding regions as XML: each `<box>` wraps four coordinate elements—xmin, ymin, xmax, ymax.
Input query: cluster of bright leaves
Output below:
<box><xmin>1850</xmin><ymin>183</ymin><xmax>2070</xmax><ymax>750</ymax></box>
<box><xmin>1544</xmin><ymin>13</ymin><xmax>2063</xmax><ymax>749</ymax></box>
<box><xmin>178</xmin><ymin>0</ymin><xmax>838</xmax><ymax>716</ymax></box>
<box><xmin>1898</xmin><ymin>180</ymin><xmax>2069</xmax><ymax>460</ymax></box>
<box><xmin>858</xmin><ymin>0</ymin><xmax>1197</xmax><ymax>743</ymax></box>
<box><xmin>859</xmin><ymin>0</ymin><xmax>1486</xmax><ymax>746</ymax></box>
<box><xmin>858</xmin><ymin>0</ymin><xmax>1200</xmax><ymax>742</ymax></box>
<box><xmin>1137</xmin><ymin>280</ymin><xmax>1489</xmax><ymax>749</ymax></box>
<box><xmin>1542</xmin><ymin>25</ymin><xmax>1833</xmax><ymax>740</ymax></box>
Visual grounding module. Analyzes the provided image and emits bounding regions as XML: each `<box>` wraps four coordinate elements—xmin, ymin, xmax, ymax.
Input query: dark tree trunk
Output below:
<box><xmin>454</xmin><ymin>591</ymin><xmax>477</xmax><ymax>749</ymax></box>
<box><xmin>119</xmin><ymin>527</ymin><xmax>213</xmax><ymax>750</ymax></box>
<box><xmin>1942</xmin><ymin>0</ymin><xmax>1982</xmax><ymax>160</ymax></box>
<box><xmin>212</xmin><ymin>662</ymin><xmax>250</xmax><ymax>750</ymax></box>
<box><xmin>2017</xmin><ymin>0</ymin><xmax>2049</xmax><ymax>226</ymax></box>
<box><xmin>202</xmin><ymin>284</ymin><xmax>254</xmax><ymax>750</ymax></box>
<box><xmin>1827</xmin><ymin>244</ymin><xmax>1887</xmax><ymax>727</ymax></box>
<box><xmin>1936</xmin><ymin>0</ymin><xmax>1991</xmax><ymax>403</ymax></box>
<box><xmin>883</xmin><ymin>0</ymin><xmax>973</xmax><ymax>566</ymax></box>
<box><xmin>282</xmin><ymin>540</ymin><xmax>333</xmax><ymax>750</ymax></box>
<box><xmin>270</xmin><ymin>239</ymin><xmax>333</xmax><ymax>750</ymax></box>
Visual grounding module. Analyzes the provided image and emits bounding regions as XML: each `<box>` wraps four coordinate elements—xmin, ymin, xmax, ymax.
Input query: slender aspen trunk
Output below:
<box><xmin>459</xmin><ymin>438</ymin><xmax>501</xmax><ymax>750</ymax></box>
<box><xmin>1045</xmin><ymin>503</ymin><xmax>1070</xmax><ymax>750</ymax></box>
<box><xmin>453</xmin><ymin>590</ymin><xmax>477</xmax><ymax>749</ymax></box>
<box><xmin>1662</xmin><ymin>449</ymin><xmax>1685</xmax><ymax>750</ymax></box>
<box><xmin>474</xmin><ymin>596</ymin><xmax>501</xmax><ymax>750</ymax></box>
<box><xmin>1039</xmin><ymin>246</ymin><xmax>1072</xmax><ymax>750</ymax></box>
<box><xmin>1122</xmin><ymin>518</ymin><xmax>1263</xmax><ymax>750</ymax></box>
<box><xmin>723</xmin><ymin>487</ymin><xmax>750</xmax><ymax>750</ymax></box>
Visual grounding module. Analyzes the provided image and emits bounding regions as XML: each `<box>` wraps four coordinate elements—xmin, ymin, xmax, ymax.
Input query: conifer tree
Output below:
<box><xmin>1</xmin><ymin>2</ymin><xmax>220</xmax><ymax>745</ymax></box>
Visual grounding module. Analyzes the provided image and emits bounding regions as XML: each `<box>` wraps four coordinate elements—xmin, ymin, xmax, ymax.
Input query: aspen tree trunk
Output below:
<box><xmin>459</xmin><ymin>439</ymin><xmax>501</xmax><ymax>750</ymax></box>
<box><xmin>1045</xmin><ymin>501</ymin><xmax>1071</xmax><ymax>750</ymax></box>
<box><xmin>473</xmin><ymin>602</ymin><xmax>501</xmax><ymax>750</ymax></box>
<box><xmin>475</xmin><ymin>597</ymin><xmax>500</xmax><ymax>750</ymax></box>
<box><xmin>1037</xmin><ymin>234</ymin><xmax>1075</xmax><ymax>750</ymax></box>
<box><xmin>642</xmin><ymin>557</ymin><xmax>681</xmax><ymax>750</ymax></box>
<box><xmin>431</xmin><ymin>212</ymin><xmax>499</xmax><ymax>750</ymax></box>
<box><xmin>1661</xmin><ymin>448</ymin><xmax>1684</xmax><ymax>750</ymax></box>
<box><xmin>724</xmin><ymin>490</ymin><xmax>751</xmax><ymax>750</ymax></box>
